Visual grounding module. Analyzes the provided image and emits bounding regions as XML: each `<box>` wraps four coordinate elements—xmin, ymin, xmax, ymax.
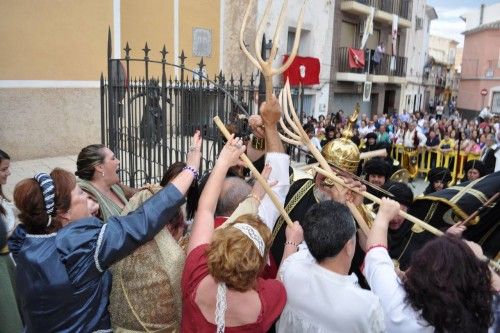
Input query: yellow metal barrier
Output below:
<box><xmin>392</xmin><ymin>146</ymin><xmax>482</xmax><ymax>184</ymax></box>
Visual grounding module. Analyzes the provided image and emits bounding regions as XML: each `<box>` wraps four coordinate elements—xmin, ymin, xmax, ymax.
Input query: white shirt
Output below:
<box><xmin>403</xmin><ymin>129</ymin><xmax>427</xmax><ymax>148</ymax></box>
<box><xmin>277</xmin><ymin>249</ymin><xmax>385</xmax><ymax>333</ymax></box>
<box><xmin>311</xmin><ymin>137</ymin><xmax>322</xmax><ymax>151</ymax></box>
<box><xmin>359</xmin><ymin>126</ymin><xmax>370</xmax><ymax>138</ymax></box>
<box><xmin>257</xmin><ymin>152</ymin><xmax>290</xmax><ymax>230</ymax></box>
<box><xmin>479</xmin><ymin>107</ymin><xmax>493</xmax><ymax>120</ymax></box>
<box><xmin>364</xmin><ymin>247</ymin><xmax>433</xmax><ymax>333</ymax></box>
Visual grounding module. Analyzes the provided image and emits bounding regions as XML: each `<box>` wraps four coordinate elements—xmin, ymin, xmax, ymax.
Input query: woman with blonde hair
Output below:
<box><xmin>181</xmin><ymin>135</ymin><xmax>303</xmax><ymax>332</ymax></box>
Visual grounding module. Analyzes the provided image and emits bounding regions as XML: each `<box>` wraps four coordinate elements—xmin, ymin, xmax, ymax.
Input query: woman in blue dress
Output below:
<box><xmin>8</xmin><ymin>132</ymin><xmax>202</xmax><ymax>333</ymax></box>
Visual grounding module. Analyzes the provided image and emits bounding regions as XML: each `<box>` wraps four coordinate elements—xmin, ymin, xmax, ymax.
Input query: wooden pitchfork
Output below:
<box><xmin>240</xmin><ymin>0</ymin><xmax>306</xmax><ymax>102</ymax></box>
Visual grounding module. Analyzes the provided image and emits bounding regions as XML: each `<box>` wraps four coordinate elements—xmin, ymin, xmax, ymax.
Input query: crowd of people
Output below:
<box><xmin>0</xmin><ymin>97</ymin><xmax>499</xmax><ymax>333</ymax></box>
<box><xmin>301</xmin><ymin>106</ymin><xmax>500</xmax><ymax>180</ymax></box>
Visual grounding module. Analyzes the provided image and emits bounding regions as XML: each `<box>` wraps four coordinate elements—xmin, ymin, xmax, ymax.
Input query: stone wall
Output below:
<box><xmin>0</xmin><ymin>88</ymin><xmax>100</xmax><ymax>160</ymax></box>
<box><xmin>222</xmin><ymin>0</ymin><xmax>257</xmax><ymax>79</ymax></box>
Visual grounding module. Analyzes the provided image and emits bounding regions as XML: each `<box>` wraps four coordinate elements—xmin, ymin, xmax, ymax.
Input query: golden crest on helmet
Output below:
<box><xmin>321</xmin><ymin>103</ymin><xmax>361</xmax><ymax>173</ymax></box>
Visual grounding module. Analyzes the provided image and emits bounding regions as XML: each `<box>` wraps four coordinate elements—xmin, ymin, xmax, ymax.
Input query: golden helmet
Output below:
<box><xmin>321</xmin><ymin>104</ymin><xmax>360</xmax><ymax>173</ymax></box>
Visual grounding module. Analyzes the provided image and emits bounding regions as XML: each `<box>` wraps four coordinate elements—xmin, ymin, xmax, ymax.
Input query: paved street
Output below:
<box><xmin>4</xmin><ymin>155</ymin><xmax>429</xmax><ymax>199</ymax></box>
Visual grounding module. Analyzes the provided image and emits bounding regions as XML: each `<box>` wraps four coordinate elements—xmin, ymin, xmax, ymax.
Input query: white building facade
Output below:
<box><xmin>399</xmin><ymin>3</ymin><xmax>437</xmax><ymax>114</ymax></box>
<box><xmin>255</xmin><ymin>0</ymin><xmax>336</xmax><ymax>118</ymax></box>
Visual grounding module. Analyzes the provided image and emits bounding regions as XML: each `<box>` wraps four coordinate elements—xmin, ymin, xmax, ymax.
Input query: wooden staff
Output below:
<box><xmin>214</xmin><ymin>116</ymin><xmax>294</xmax><ymax>227</ymax></box>
<box><xmin>454</xmin><ymin>192</ymin><xmax>500</xmax><ymax>228</ymax></box>
<box><xmin>313</xmin><ymin>166</ymin><xmax>443</xmax><ymax>235</ymax></box>
<box><xmin>313</xmin><ymin>166</ymin><xmax>500</xmax><ymax>272</ymax></box>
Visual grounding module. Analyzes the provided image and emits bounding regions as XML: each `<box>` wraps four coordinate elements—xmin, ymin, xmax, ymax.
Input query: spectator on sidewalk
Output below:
<box><xmin>371</xmin><ymin>42</ymin><xmax>385</xmax><ymax>74</ymax></box>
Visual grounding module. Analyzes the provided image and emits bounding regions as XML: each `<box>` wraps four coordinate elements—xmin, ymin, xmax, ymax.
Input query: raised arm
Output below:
<box><xmin>187</xmin><ymin>135</ymin><xmax>246</xmax><ymax>254</ymax></box>
<box><xmin>93</xmin><ymin>131</ymin><xmax>203</xmax><ymax>270</ymax></box>
<box><xmin>260</xmin><ymin>95</ymin><xmax>285</xmax><ymax>154</ymax></box>
<box><xmin>257</xmin><ymin>95</ymin><xmax>290</xmax><ymax>229</ymax></box>
<box><xmin>365</xmin><ymin>198</ymin><xmax>400</xmax><ymax>250</ymax></box>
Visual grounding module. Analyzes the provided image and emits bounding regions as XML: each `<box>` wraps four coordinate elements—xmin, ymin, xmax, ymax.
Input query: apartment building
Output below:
<box><xmin>423</xmin><ymin>35</ymin><xmax>460</xmax><ymax>112</ymax></box>
<box><xmin>398</xmin><ymin>3</ymin><xmax>436</xmax><ymax>114</ymax></box>
<box><xmin>329</xmin><ymin>0</ymin><xmax>413</xmax><ymax>117</ymax></box>
<box><xmin>458</xmin><ymin>3</ymin><xmax>500</xmax><ymax>114</ymax></box>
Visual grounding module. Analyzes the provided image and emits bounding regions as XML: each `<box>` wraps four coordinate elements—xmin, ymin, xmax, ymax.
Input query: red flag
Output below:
<box><xmin>282</xmin><ymin>55</ymin><xmax>320</xmax><ymax>86</ymax></box>
<box><xmin>348</xmin><ymin>48</ymin><xmax>365</xmax><ymax>69</ymax></box>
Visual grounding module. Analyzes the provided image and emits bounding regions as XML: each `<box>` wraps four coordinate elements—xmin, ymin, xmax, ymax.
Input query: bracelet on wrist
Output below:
<box><xmin>183</xmin><ymin>165</ymin><xmax>199</xmax><ymax>180</ymax></box>
<box><xmin>251</xmin><ymin>136</ymin><xmax>266</xmax><ymax>150</ymax></box>
<box><xmin>284</xmin><ymin>241</ymin><xmax>300</xmax><ymax>250</ymax></box>
<box><xmin>366</xmin><ymin>244</ymin><xmax>387</xmax><ymax>253</ymax></box>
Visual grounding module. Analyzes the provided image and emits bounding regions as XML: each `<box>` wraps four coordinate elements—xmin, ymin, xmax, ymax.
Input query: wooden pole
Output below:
<box><xmin>214</xmin><ymin>116</ymin><xmax>294</xmax><ymax>227</ymax></box>
<box><xmin>313</xmin><ymin>166</ymin><xmax>443</xmax><ymax>235</ymax></box>
<box><xmin>312</xmin><ymin>166</ymin><xmax>500</xmax><ymax>272</ymax></box>
<box><xmin>454</xmin><ymin>192</ymin><xmax>499</xmax><ymax>228</ymax></box>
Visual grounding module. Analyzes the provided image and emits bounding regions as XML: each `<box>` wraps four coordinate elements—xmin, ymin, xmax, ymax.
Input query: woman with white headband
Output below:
<box><xmin>182</xmin><ymin>135</ymin><xmax>303</xmax><ymax>333</ymax></box>
<box><xmin>9</xmin><ymin>131</ymin><xmax>202</xmax><ymax>333</ymax></box>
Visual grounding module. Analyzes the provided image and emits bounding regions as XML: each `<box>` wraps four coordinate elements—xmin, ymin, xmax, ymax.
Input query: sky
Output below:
<box><xmin>428</xmin><ymin>0</ymin><xmax>499</xmax><ymax>46</ymax></box>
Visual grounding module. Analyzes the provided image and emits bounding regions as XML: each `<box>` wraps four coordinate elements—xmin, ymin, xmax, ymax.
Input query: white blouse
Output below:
<box><xmin>364</xmin><ymin>247</ymin><xmax>434</xmax><ymax>333</ymax></box>
<box><xmin>277</xmin><ymin>249</ymin><xmax>385</xmax><ymax>333</ymax></box>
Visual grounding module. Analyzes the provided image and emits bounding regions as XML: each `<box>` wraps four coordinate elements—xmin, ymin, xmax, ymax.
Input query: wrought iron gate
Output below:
<box><xmin>101</xmin><ymin>31</ymin><xmax>261</xmax><ymax>187</ymax></box>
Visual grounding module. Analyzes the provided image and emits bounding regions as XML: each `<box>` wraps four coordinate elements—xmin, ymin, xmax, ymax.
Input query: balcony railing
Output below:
<box><xmin>345</xmin><ymin>0</ymin><xmax>412</xmax><ymax>20</ymax></box>
<box><xmin>338</xmin><ymin>47</ymin><xmax>407</xmax><ymax>77</ymax></box>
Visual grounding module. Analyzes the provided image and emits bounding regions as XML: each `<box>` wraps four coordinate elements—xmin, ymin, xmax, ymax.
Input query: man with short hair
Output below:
<box><xmin>399</xmin><ymin>109</ymin><xmax>410</xmax><ymax>123</ymax></box>
<box><xmin>277</xmin><ymin>201</ymin><xmax>385</xmax><ymax>333</ymax></box>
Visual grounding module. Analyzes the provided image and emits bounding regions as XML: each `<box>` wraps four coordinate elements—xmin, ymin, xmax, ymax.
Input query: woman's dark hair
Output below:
<box><xmin>75</xmin><ymin>144</ymin><xmax>106</xmax><ymax>180</ymax></box>
<box><xmin>160</xmin><ymin>161</ymin><xmax>199</xmax><ymax>220</ymax></box>
<box><xmin>0</xmin><ymin>149</ymin><xmax>11</xmax><ymax>216</ymax></box>
<box><xmin>14</xmin><ymin>168</ymin><xmax>76</xmax><ymax>234</ymax></box>
<box><xmin>403</xmin><ymin>236</ymin><xmax>492</xmax><ymax>332</ymax></box>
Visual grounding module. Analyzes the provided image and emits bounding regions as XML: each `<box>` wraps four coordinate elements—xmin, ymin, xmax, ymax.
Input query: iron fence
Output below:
<box><xmin>101</xmin><ymin>32</ymin><xmax>308</xmax><ymax>187</ymax></box>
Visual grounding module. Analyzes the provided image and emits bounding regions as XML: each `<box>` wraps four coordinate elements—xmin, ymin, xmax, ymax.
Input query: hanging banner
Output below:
<box><xmin>363</xmin><ymin>82</ymin><xmax>372</xmax><ymax>102</ymax></box>
<box><xmin>348</xmin><ymin>48</ymin><xmax>365</xmax><ymax>69</ymax></box>
<box><xmin>282</xmin><ymin>55</ymin><xmax>320</xmax><ymax>85</ymax></box>
<box><xmin>361</xmin><ymin>7</ymin><xmax>375</xmax><ymax>49</ymax></box>
<box><xmin>390</xmin><ymin>14</ymin><xmax>399</xmax><ymax>71</ymax></box>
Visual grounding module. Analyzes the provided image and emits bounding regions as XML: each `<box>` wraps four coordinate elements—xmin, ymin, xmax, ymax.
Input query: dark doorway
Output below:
<box><xmin>384</xmin><ymin>90</ymin><xmax>396</xmax><ymax>115</ymax></box>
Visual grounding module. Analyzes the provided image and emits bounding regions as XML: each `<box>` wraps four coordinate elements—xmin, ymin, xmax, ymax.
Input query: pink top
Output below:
<box><xmin>181</xmin><ymin>244</ymin><xmax>286</xmax><ymax>333</ymax></box>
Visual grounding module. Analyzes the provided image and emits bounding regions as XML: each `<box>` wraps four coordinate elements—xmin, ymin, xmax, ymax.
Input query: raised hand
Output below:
<box><xmin>377</xmin><ymin>197</ymin><xmax>400</xmax><ymax>226</ymax></box>
<box><xmin>260</xmin><ymin>94</ymin><xmax>282</xmax><ymax>126</ymax></box>
<box><xmin>285</xmin><ymin>221</ymin><xmax>304</xmax><ymax>245</ymax></box>
<box><xmin>343</xmin><ymin>177</ymin><xmax>367</xmax><ymax>206</ymax></box>
<box><xmin>217</xmin><ymin>135</ymin><xmax>247</xmax><ymax>168</ymax></box>
<box><xmin>250</xmin><ymin>164</ymin><xmax>277</xmax><ymax>200</ymax></box>
<box><xmin>249</xmin><ymin>115</ymin><xmax>265</xmax><ymax>139</ymax></box>
<box><xmin>186</xmin><ymin>130</ymin><xmax>202</xmax><ymax>171</ymax></box>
